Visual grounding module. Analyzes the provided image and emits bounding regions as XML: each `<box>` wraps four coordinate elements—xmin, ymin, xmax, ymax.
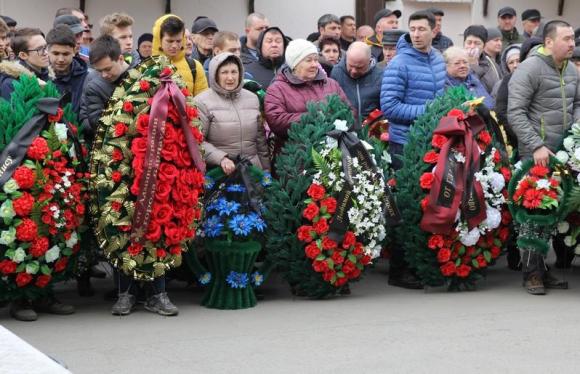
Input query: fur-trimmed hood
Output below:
<box><xmin>0</xmin><ymin>60</ymin><xmax>34</xmax><ymax>79</ymax></box>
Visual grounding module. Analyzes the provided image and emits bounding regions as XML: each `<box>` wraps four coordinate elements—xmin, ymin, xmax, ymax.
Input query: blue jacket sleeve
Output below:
<box><xmin>380</xmin><ymin>61</ymin><xmax>425</xmax><ymax>125</ymax></box>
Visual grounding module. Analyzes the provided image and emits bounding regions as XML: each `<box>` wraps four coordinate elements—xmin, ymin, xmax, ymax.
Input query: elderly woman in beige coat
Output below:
<box><xmin>194</xmin><ymin>52</ymin><xmax>270</xmax><ymax>174</ymax></box>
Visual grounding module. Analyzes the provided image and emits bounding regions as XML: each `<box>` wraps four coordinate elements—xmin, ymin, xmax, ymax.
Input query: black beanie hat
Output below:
<box><xmin>463</xmin><ymin>25</ymin><xmax>488</xmax><ymax>44</ymax></box>
<box><xmin>137</xmin><ymin>33</ymin><xmax>153</xmax><ymax>47</ymax></box>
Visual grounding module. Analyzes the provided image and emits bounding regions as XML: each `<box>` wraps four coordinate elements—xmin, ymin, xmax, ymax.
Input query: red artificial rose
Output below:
<box><xmin>342</xmin><ymin>260</ymin><xmax>356</xmax><ymax>274</ymax></box>
<box><xmin>111</xmin><ymin>201</ymin><xmax>122</xmax><ymax>212</ymax></box>
<box><xmin>153</xmin><ymin>203</ymin><xmax>173</xmax><ymax>224</ymax></box>
<box><xmin>13</xmin><ymin>166</ymin><xmax>35</xmax><ymax>189</ymax></box>
<box><xmin>322</xmin><ymin>269</ymin><xmax>336</xmax><ymax>282</ymax></box>
<box><xmin>419</xmin><ymin>172</ymin><xmax>435</xmax><ymax>190</ymax></box>
<box><xmin>114</xmin><ymin>122</ymin><xmax>128</xmax><ymax>137</ymax></box>
<box><xmin>161</xmin><ymin>142</ymin><xmax>178</xmax><ymax>162</ymax></box>
<box><xmin>156</xmin><ymin>248</ymin><xmax>167</xmax><ymax>258</ymax></box>
<box><xmin>127</xmin><ymin>243</ymin><xmax>143</xmax><ymax>256</ymax></box>
<box><xmin>499</xmin><ymin>167</ymin><xmax>511</xmax><ymax>182</ymax></box>
<box><xmin>478</xmin><ymin>130</ymin><xmax>492</xmax><ymax>147</ymax></box>
<box><xmin>530</xmin><ymin>165</ymin><xmax>550</xmax><ymax>178</ymax></box>
<box><xmin>13</xmin><ymin>192</ymin><xmax>35</xmax><ymax>217</ymax></box>
<box><xmin>111</xmin><ymin>171</ymin><xmax>122</xmax><ymax>183</ymax></box>
<box><xmin>420</xmin><ymin>196</ymin><xmax>429</xmax><ymax>211</ymax></box>
<box><xmin>498</xmin><ymin>227</ymin><xmax>510</xmax><ymax>242</ymax></box>
<box><xmin>186</xmin><ymin>105</ymin><xmax>198</xmax><ymax>120</ymax></box>
<box><xmin>122</xmin><ymin>101</ymin><xmax>134</xmax><ymax>113</ymax></box>
<box><xmin>427</xmin><ymin>234</ymin><xmax>445</xmax><ymax>250</ymax></box>
<box><xmin>437</xmin><ymin>248</ymin><xmax>451</xmax><ymax>263</ymax></box>
<box><xmin>139</xmin><ymin>80</ymin><xmax>151</xmax><ymax>91</ymax></box>
<box><xmin>131</xmin><ymin>137</ymin><xmax>148</xmax><ymax>156</ymax></box>
<box><xmin>112</xmin><ymin>148</ymin><xmax>124</xmax><ymax>162</ymax></box>
<box><xmin>493</xmin><ymin>149</ymin><xmax>501</xmax><ymax>164</ymax></box>
<box><xmin>0</xmin><ymin>259</ymin><xmax>17</xmax><ymax>274</ymax></box>
<box><xmin>191</xmin><ymin>127</ymin><xmax>204</xmax><ymax>144</ymax></box>
<box><xmin>30</xmin><ymin>237</ymin><xmax>50</xmax><ymax>257</ymax></box>
<box><xmin>490</xmin><ymin>246</ymin><xmax>501</xmax><ymax>259</ymax></box>
<box><xmin>307</xmin><ymin>183</ymin><xmax>326</xmax><ymax>201</ymax></box>
<box><xmin>170</xmin><ymin>246</ymin><xmax>182</xmax><ymax>256</ymax></box>
<box><xmin>320</xmin><ymin>197</ymin><xmax>337</xmax><ymax>214</ymax></box>
<box><xmin>302</xmin><ymin>203</ymin><xmax>320</xmax><ymax>221</ymax></box>
<box><xmin>447</xmin><ymin>109</ymin><xmax>465</xmax><ymax>120</ymax></box>
<box><xmin>380</xmin><ymin>132</ymin><xmax>389</xmax><ymax>142</ymax></box>
<box><xmin>387</xmin><ymin>178</ymin><xmax>396</xmax><ymax>188</ymax></box>
<box><xmin>335</xmin><ymin>276</ymin><xmax>348</xmax><ymax>287</ymax></box>
<box><xmin>313</xmin><ymin>218</ymin><xmax>329</xmax><ymax>235</ymax></box>
<box><xmin>47</xmin><ymin>107</ymin><xmax>64</xmax><ymax>123</ymax></box>
<box><xmin>331</xmin><ymin>251</ymin><xmax>344</xmax><ymax>265</ymax></box>
<box><xmin>164</xmin><ymin>222</ymin><xmax>183</xmax><ymax>245</ymax></box>
<box><xmin>523</xmin><ymin>189</ymin><xmax>543</xmax><ymax>209</ymax></box>
<box><xmin>161</xmin><ymin>67</ymin><xmax>173</xmax><ymax>77</ymax></box>
<box><xmin>501</xmin><ymin>210</ymin><xmax>512</xmax><ymax>225</ymax></box>
<box><xmin>352</xmin><ymin>242</ymin><xmax>364</xmax><ymax>256</ymax></box>
<box><xmin>322</xmin><ymin>237</ymin><xmax>337</xmax><ymax>250</ymax></box>
<box><xmin>305</xmin><ymin>242</ymin><xmax>321</xmax><ymax>259</ymax></box>
<box><xmin>181</xmin><ymin>87</ymin><xmax>191</xmax><ymax>97</ymax></box>
<box><xmin>431</xmin><ymin>134</ymin><xmax>448</xmax><ymax>149</ymax></box>
<box><xmin>342</xmin><ymin>231</ymin><xmax>356</xmax><ymax>249</ymax></box>
<box><xmin>440</xmin><ymin>261</ymin><xmax>456</xmax><ymax>276</ymax></box>
<box><xmin>456</xmin><ymin>264</ymin><xmax>471</xmax><ymax>278</ymax></box>
<box><xmin>360</xmin><ymin>254</ymin><xmax>372</xmax><ymax>265</ymax></box>
<box><xmin>476</xmin><ymin>254</ymin><xmax>488</xmax><ymax>268</ymax></box>
<box><xmin>16</xmin><ymin>218</ymin><xmax>38</xmax><ymax>242</ymax></box>
<box><xmin>136</xmin><ymin>114</ymin><xmax>150</xmax><ymax>136</ymax></box>
<box><xmin>15</xmin><ymin>272</ymin><xmax>33</xmax><ymax>287</ymax></box>
<box><xmin>312</xmin><ymin>259</ymin><xmax>329</xmax><ymax>273</ymax></box>
<box><xmin>27</xmin><ymin>137</ymin><xmax>50</xmax><ymax>160</ymax></box>
<box><xmin>54</xmin><ymin>257</ymin><xmax>68</xmax><ymax>272</ymax></box>
<box><xmin>158</xmin><ymin>163</ymin><xmax>179</xmax><ymax>183</ymax></box>
<box><xmin>423</xmin><ymin>150</ymin><xmax>439</xmax><ymax>164</ymax></box>
<box><xmin>145</xmin><ymin>221</ymin><xmax>163</xmax><ymax>242</ymax></box>
<box><xmin>35</xmin><ymin>275</ymin><xmax>52</xmax><ymax>288</ymax></box>
<box><xmin>297</xmin><ymin>225</ymin><xmax>314</xmax><ymax>243</ymax></box>
<box><xmin>155</xmin><ymin>182</ymin><xmax>172</xmax><ymax>202</ymax></box>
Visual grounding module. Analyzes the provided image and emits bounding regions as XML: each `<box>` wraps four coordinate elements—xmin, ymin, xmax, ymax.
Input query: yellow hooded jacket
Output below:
<box><xmin>152</xmin><ymin>14</ymin><xmax>208</xmax><ymax>96</ymax></box>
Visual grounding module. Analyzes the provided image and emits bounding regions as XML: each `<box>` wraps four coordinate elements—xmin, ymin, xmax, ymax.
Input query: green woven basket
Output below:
<box><xmin>202</xmin><ymin>239</ymin><xmax>261</xmax><ymax>309</ymax></box>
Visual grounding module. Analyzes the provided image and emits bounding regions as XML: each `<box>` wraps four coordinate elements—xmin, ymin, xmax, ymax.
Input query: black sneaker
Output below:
<box><xmin>34</xmin><ymin>297</ymin><xmax>75</xmax><ymax>315</ymax></box>
<box><xmin>388</xmin><ymin>271</ymin><xmax>424</xmax><ymax>289</ymax></box>
<box><xmin>543</xmin><ymin>272</ymin><xmax>568</xmax><ymax>289</ymax></box>
<box><xmin>524</xmin><ymin>274</ymin><xmax>546</xmax><ymax>295</ymax></box>
<box><xmin>111</xmin><ymin>292</ymin><xmax>136</xmax><ymax>316</ymax></box>
<box><xmin>144</xmin><ymin>292</ymin><xmax>178</xmax><ymax>316</ymax></box>
<box><xmin>10</xmin><ymin>300</ymin><xmax>38</xmax><ymax>321</ymax></box>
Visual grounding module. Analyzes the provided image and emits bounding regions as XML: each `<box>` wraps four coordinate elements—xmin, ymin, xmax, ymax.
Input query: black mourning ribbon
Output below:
<box><xmin>0</xmin><ymin>97</ymin><xmax>59</xmax><ymax>187</ymax></box>
<box><xmin>325</xmin><ymin>129</ymin><xmax>402</xmax><ymax>243</ymax></box>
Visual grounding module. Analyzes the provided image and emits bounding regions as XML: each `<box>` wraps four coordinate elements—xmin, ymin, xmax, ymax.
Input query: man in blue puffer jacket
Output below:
<box><xmin>379</xmin><ymin>10</ymin><xmax>445</xmax><ymax>290</ymax></box>
<box><xmin>380</xmin><ymin>10</ymin><xmax>445</xmax><ymax>167</ymax></box>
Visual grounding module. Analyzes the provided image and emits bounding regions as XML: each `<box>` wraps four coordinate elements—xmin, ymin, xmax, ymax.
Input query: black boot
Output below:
<box><xmin>76</xmin><ymin>272</ymin><xmax>95</xmax><ymax>297</ymax></box>
<box><xmin>522</xmin><ymin>250</ymin><xmax>546</xmax><ymax>295</ymax></box>
<box><xmin>553</xmin><ymin>235</ymin><xmax>575</xmax><ymax>269</ymax></box>
<box><xmin>388</xmin><ymin>269</ymin><xmax>423</xmax><ymax>289</ymax></box>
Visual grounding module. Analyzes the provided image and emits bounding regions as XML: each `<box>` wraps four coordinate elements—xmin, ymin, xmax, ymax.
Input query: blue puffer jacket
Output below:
<box><xmin>380</xmin><ymin>34</ymin><xmax>446</xmax><ymax>145</ymax></box>
<box><xmin>330</xmin><ymin>58</ymin><xmax>383</xmax><ymax>121</ymax></box>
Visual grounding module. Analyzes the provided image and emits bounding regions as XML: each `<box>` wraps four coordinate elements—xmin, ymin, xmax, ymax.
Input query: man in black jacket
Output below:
<box><xmin>244</xmin><ymin>26</ymin><xmax>288</xmax><ymax>89</ymax></box>
<box><xmin>47</xmin><ymin>25</ymin><xmax>88</xmax><ymax>113</ymax></box>
<box><xmin>426</xmin><ymin>7</ymin><xmax>453</xmax><ymax>52</ymax></box>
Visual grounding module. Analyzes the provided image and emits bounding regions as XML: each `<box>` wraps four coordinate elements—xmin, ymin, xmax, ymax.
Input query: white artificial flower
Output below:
<box><xmin>577</xmin><ymin>173</ymin><xmax>580</xmax><ymax>185</ymax></box>
<box><xmin>575</xmin><ymin>244</ymin><xmax>580</xmax><ymax>256</ymax></box>
<box><xmin>563</xmin><ymin>137</ymin><xmax>575</xmax><ymax>152</ymax></box>
<box><xmin>454</xmin><ymin>152</ymin><xmax>466</xmax><ymax>163</ymax></box>
<box><xmin>459</xmin><ymin>227</ymin><xmax>481</xmax><ymax>247</ymax></box>
<box><xmin>54</xmin><ymin>122</ymin><xmax>68</xmax><ymax>141</ymax></box>
<box><xmin>536</xmin><ymin>179</ymin><xmax>551</xmax><ymax>190</ymax></box>
<box><xmin>66</xmin><ymin>232</ymin><xmax>78</xmax><ymax>248</ymax></box>
<box><xmin>556</xmin><ymin>150</ymin><xmax>570</xmax><ymax>165</ymax></box>
<box><xmin>490</xmin><ymin>172</ymin><xmax>505</xmax><ymax>193</ymax></box>
<box><xmin>514</xmin><ymin>161</ymin><xmax>523</xmax><ymax>170</ymax></box>
<box><xmin>557</xmin><ymin>221</ymin><xmax>570</xmax><ymax>234</ymax></box>
<box><xmin>3</xmin><ymin>179</ymin><xmax>19</xmax><ymax>194</ymax></box>
<box><xmin>575</xmin><ymin>148</ymin><xmax>580</xmax><ymax>161</ymax></box>
<box><xmin>325</xmin><ymin>136</ymin><xmax>338</xmax><ymax>149</ymax></box>
<box><xmin>361</xmin><ymin>140</ymin><xmax>374</xmax><ymax>151</ymax></box>
<box><xmin>564</xmin><ymin>236</ymin><xmax>575</xmax><ymax>247</ymax></box>
<box><xmin>12</xmin><ymin>248</ymin><xmax>26</xmax><ymax>263</ymax></box>
<box><xmin>26</xmin><ymin>262</ymin><xmax>38</xmax><ymax>275</ymax></box>
<box><xmin>333</xmin><ymin>119</ymin><xmax>349</xmax><ymax>132</ymax></box>
<box><xmin>45</xmin><ymin>246</ymin><xmax>61</xmax><ymax>263</ymax></box>
<box><xmin>484</xmin><ymin>206</ymin><xmax>502</xmax><ymax>230</ymax></box>
<box><xmin>0</xmin><ymin>227</ymin><xmax>16</xmax><ymax>245</ymax></box>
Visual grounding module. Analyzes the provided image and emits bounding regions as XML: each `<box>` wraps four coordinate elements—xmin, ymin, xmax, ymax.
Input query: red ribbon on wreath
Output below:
<box><xmin>131</xmin><ymin>70</ymin><xmax>206</xmax><ymax>243</ymax></box>
<box><xmin>420</xmin><ymin>110</ymin><xmax>487</xmax><ymax>235</ymax></box>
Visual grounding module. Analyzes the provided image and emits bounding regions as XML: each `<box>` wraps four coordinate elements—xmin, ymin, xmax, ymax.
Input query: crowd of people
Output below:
<box><xmin>0</xmin><ymin>5</ymin><xmax>579</xmax><ymax>321</ymax></box>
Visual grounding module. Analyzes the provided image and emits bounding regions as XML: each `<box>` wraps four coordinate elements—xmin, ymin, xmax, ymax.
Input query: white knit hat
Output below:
<box><xmin>285</xmin><ymin>39</ymin><xmax>318</xmax><ymax>70</ymax></box>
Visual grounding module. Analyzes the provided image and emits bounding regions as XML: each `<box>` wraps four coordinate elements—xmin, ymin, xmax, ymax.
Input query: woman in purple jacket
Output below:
<box><xmin>265</xmin><ymin>39</ymin><xmax>351</xmax><ymax>159</ymax></box>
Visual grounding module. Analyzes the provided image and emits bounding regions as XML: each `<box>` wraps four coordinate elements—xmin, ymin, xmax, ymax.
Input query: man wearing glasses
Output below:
<box><xmin>0</xmin><ymin>28</ymin><xmax>51</xmax><ymax>101</ymax></box>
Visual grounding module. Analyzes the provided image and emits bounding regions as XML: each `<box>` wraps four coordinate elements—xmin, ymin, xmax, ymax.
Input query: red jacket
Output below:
<box><xmin>265</xmin><ymin>66</ymin><xmax>351</xmax><ymax>157</ymax></box>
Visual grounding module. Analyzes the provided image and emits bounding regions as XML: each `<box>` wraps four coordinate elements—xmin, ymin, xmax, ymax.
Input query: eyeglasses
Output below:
<box><xmin>27</xmin><ymin>45</ymin><xmax>48</xmax><ymax>55</ymax></box>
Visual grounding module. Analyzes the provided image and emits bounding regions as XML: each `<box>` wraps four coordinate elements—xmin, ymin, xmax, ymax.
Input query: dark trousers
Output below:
<box><xmin>388</xmin><ymin>142</ymin><xmax>409</xmax><ymax>274</ymax></box>
<box><xmin>118</xmin><ymin>271</ymin><xmax>166</xmax><ymax>296</ymax></box>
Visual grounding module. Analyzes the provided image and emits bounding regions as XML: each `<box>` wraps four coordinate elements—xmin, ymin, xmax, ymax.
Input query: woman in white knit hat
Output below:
<box><xmin>265</xmin><ymin>38</ymin><xmax>351</xmax><ymax>162</ymax></box>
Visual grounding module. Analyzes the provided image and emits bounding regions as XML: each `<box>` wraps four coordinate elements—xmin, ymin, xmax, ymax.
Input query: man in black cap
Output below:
<box><xmin>54</xmin><ymin>15</ymin><xmax>85</xmax><ymax>52</ymax></box>
<box><xmin>0</xmin><ymin>15</ymin><xmax>16</xmax><ymax>31</ymax></box>
<box><xmin>378</xmin><ymin>29</ymin><xmax>405</xmax><ymax>68</ymax></box>
<box><xmin>365</xmin><ymin>8</ymin><xmax>401</xmax><ymax>62</ymax></box>
<box><xmin>191</xmin><ymin>16</ymin><xmax>218</xmax><ymax>65</ymax></box>
<box><xmin>522</xmin><ymin>9</ymin><xmax>542</xmax><ymax>39</ymax></box>
<box><xmin>426</xmin><ymin>7</ymin><xmax>453</xmax><ymax>52</ymax></box>
<box><xmin>497</xmin><ymin>6</ymin><xmax>523</xmax><ymax>50</ymax></box>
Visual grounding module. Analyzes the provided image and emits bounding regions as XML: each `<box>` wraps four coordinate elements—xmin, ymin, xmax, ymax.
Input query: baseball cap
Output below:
<box><xmin>521</xmin><ymin>9</ymin><xmax>541</xmax><ymax>21</ymax></box>
<box><xmin>374</xmin><ymin>8</ymin><xmax>402</xmax><ymax>25</ymax></box>
<box><xmin>498</xmin><ymin>7</ymin><xmax>516</xmax><ymax>18</ymax></box>
<box><xmin>191</xmin><ymin>16</ymin><xmax>218</xmax><ymax>34</ymax></box>
<box><xmin>54</xmin><ymin>15</ymin><xmax>84</xmax><ymax>35</ymax></box>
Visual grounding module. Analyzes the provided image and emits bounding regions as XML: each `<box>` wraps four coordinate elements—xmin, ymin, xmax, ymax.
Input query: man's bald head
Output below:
<box><xmin>346</xmin><ymin>41</ymin><xmax>371</xmax><ymax>78</ymax></box>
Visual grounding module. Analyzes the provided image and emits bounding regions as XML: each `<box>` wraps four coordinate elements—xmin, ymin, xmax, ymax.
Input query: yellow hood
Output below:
<box><xmin>152</xmin><ymin>14</ymin><xmax>194</xmax><ymax>92</ymax></box>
